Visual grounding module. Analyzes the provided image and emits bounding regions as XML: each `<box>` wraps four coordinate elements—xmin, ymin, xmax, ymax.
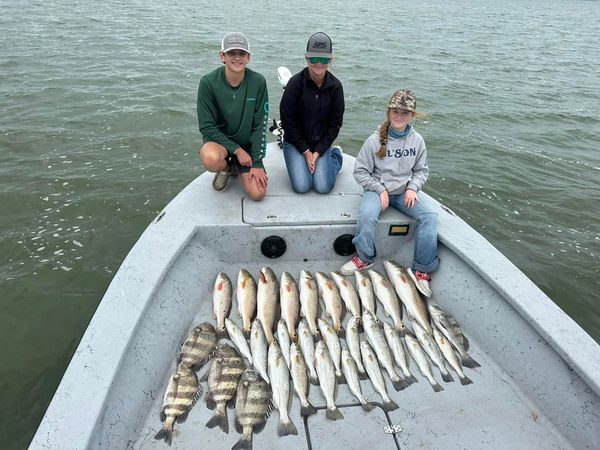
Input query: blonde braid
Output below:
<box><xmin>376</xmin><ymin>121</ymin><xmax>390</xmax><ymax>159</ymax></box>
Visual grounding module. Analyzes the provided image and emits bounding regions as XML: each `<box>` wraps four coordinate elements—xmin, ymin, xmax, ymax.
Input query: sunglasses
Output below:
<box><xmin>306</xmin><ymin>56</ymin><xmax>331</xmax><ymax>65</ymax></box>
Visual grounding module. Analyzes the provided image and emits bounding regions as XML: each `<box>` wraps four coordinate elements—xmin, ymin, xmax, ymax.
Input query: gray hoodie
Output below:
<box><xmin>353</xmin><ymin>127</ymin><xmax>428</xmax><ymax>195</ymax></box>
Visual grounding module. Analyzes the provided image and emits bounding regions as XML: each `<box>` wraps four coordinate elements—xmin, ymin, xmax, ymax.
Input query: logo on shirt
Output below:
<box><xmin>387</xmin><ymin>148</ymin><xmax>417</xmax><ymax>158</ymax></box>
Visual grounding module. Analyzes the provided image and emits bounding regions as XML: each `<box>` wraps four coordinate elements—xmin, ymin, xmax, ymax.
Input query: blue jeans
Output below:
<box><xmin>283</xmin><ymin>141</ymin><xmax>342</xmax><ymax>194</ymax></box>
<box><xmin>352</xmin><ymin>190</ymin><xmax>440</xmax><ymax>273</ymax></box>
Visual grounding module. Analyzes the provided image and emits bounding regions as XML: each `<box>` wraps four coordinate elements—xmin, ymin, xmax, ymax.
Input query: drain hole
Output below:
<box><xmin>333</xmin><ymin>234</ymin><xmax>355</xmax><ymax>256</ymax></box>
<box><xmin>261</xmin><ymin>236</ymin><xmax>287</xmax><ymax>258</ymax></box>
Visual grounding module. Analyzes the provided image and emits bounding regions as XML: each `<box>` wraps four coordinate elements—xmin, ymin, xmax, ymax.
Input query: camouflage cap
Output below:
<box><xmin>388</xmin><ymin>90</ymin><xmax>417</xmax><ymax>111</ymax></box>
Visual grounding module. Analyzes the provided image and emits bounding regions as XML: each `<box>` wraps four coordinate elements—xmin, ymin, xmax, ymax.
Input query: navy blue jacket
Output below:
<box><xmin>279</xmin><ymin>67</ymin><xmax>345</xmax><ymax>155</ymax></box>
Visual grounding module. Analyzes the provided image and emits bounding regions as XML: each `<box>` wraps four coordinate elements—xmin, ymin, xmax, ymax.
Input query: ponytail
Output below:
<box><xmin>376</xmin><ymin>121</ymin><xmax>390</xmax><ymax>159</ymax></box>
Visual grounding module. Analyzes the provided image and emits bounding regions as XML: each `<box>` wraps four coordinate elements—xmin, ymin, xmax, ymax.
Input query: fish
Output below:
<box><xmin>354</xmin><ymin>270</ymin><xmax>377</xmax><ymax>318</ymax></box>
<box><xmin>280</xmin><ymin>272</ymin><xmax>300</xmax><ymax>342</ymax></box>
<box><xmin>277</xmin><ymin>319</ymin><xmax>291</xmax><ymax>369</ymax></box>
<box><xmin>405</xmin><ymin>331</ymin><xmax>443</xmax><ymax>392</ymax></box>
<box><xmin>177</xmin><ymin>322</ymin><xmax>218</xmax><ymax>370</ymax></box>
<box><xmin>315</xmin><ymin>271</ymin><xmax>345</xmax><ymax>337</ymax></box>
<box><xmin>346</xmin><ymin>316</ymin><xmax>368</xmax><ymax>379</ymax></box>
<box><xmin>341</xmin><ymin>348</ymin><xmax>374</xmax><ymax>412</ymax></box>
<box><xmin>290</xmin><ymin>342</ymin><xmax>318</xmax><ymax>416</ymax></box>
<box><xmin>362</xmin><ymin>310</ymin><xmax>407</xmax><ymax>391</ymax></box>
<box><xmin>331</xmin><ymin>271</ymin><xmax>361</xmax><ymax>318</ymax></box>
<box><xmin>382</xmin><ymin>321</ymin><xmax>418</xmax><ymax>384</ymax></box>
<box><xmin>268</xmin><ymin>339</ymin><xmax>298</xmax><ymax>436</ymax></box>
<box><xmin>237</xmin><ymin>269</ymin><xmax>257</xmax><ymax>338</ymax></box>
<box><xmin>298</xmin><ymin>319</ymin><xmax>319</xmax><ymax>385</ymax></box>
<box><xmin>428</xmin><ymin>303</ymin><xmax>480</xmax><ymax>368</ymax></box>
<box><xmin>233</xmin><ymin>368</ymin><xmax>272</xmax><ymax>450</ymax></box>
<box><xmin>154</xmin><ymin>365</ymin><xmax>201</xmax><ymax>445</ymax></box>
<box><xmin>433</xmin><ymin>328</ymin><xmax>473</xmax><ymax>385</ymax></box>
<box><xmin>299</xmin><ymin>270</ymin><xmax>320</xmax><ymax>339</ymax></box>
<box><xmin>226</xmin><ymin>318</ymin><xmax>253</xmax><ymax>366</ymax></box>
<box><xmin>412</xmin><ymin>321</ymin><xmax>454</xmax><ymax>383</ymax></box>
<box><xmin>205</xmin><ymin>344</ymin><xmax>246</xmax><ymax>433</ymax></box>
<box><xmin>257</xmin><ymin>267</ymin><xmax>279</xmax><ymax>344</ymax></box>
<box><xmin>249</xmin><ymin>319</ymin><xmax>270</xmax><ymax>384</ymax></box>
<box><xmin>314</xmin><ymin>340</ymin><xmax>344</xmax><ymax>420</ymax></box>
<box><xmin>360</xmin><ymin>340</ymin><xmax>399</xmax><ymax>412</ymax></box>
<box><xmin>383</xmin><ymin>260</ymin><xmax>432</xmax><ymax>334</ymax></box>
<box><xmin>367</xmin><ymin>269</ymin><xmax>406</xmax><ymax>334</ymax></box>
<box><xmin>213</xmin><ymin>272</ymin><xmax>233</xmax><ymax>338</ymax></box>
<box><xmin>318</xmin><ymin>318</ymin><xmax>344</xmax><ymax>384</ymax></box>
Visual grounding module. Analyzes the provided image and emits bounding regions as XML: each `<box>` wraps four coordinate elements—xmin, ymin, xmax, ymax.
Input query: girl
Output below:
<box><xmin>340</xmin><ymin>90</ymin><xmax>439</xmax><ymax>297</ymax></box>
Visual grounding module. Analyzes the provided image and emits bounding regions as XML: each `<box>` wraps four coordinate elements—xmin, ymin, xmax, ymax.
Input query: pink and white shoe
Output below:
<box><xmin>340</xmin><ymin>256</ymin><xmax>374</xmax><ymax>275</ymax></box>
<box><xmin>408</xmin><ymin>269</ymin><xmax>433</xmax><ymax>297</ymax></box>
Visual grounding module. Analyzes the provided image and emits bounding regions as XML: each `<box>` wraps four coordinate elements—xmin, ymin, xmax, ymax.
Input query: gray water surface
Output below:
<box><xmin>1</xmin><ymin>0</ymin><xmax>599</xmax><ymax>448</ymax></box>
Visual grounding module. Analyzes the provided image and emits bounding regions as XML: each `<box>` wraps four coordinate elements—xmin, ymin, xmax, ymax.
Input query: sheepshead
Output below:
<box><xmin>298</xmin><ymin>319</ymin><xmax>318</xmax><ymax>385</ymax></box>
<box><xmin>331</xmin><ymin>271</ymin><xmax>361</xmax><ymax>318</ymax></box>
<box><xmin>250</xmin><ymin>319</ymin><xmax>269</xmax><ymax>384</ymax></box>
<box><xmin>177</xmin><ymin>322</ymin><xmax>218</xmax><ymax>370</ymax></box>
<box><xmin>237</xmin><ymin>269</ymin><xmax>257</xmax><ymax>338</ymax></box>
<box><xmin>213</xmin><ymin>272</ymin><xmax>232</xmax><ymax>338</ymax></box>
<box><xmin>315</xmin><ymin>271</ymin><xmax>345</xmax><ymax>337</ymax></box>
<box><xmin>412</xmin><ymin>321</ymin><xmax>454</xmax><ymax>383</ymax></box>
<box><xmin>205</xmin><ymin>344</ymin><xmax>246</xmax><ymax>433</ymax></box>
<box><xmin>318</xmin><ymin>318</ymin><xmax>344</xmax><ymax>383</ymax></box>
<box><xmin>341</xmin><ymin>348</ymin><xmax>374</xmax><ymax>412</ymax></box>
<box><xmin>268</xmin><ymin>339</ymin><xmax>298</xmax><ymax>436</ymax></box>
<box><xmin>367</xmin><ymin>269</ymin><xmax>406</xmax><ymax>334</ymax></box>
<box><xmin>354</xmin><ymin>270</ymin><xmax>377</xmax><ymax>318</ymax></box>
<box><xmin>280</xmin><ymin>272</ymin><xmax>300</xmax><ymax>342</ymax></box>
<box><xmin>360</xmin><ymin>341</ymin><xmax>398</xmax><ymax>412</ymax></box>
<box><xmin>226</xmin><ymin>318</ymin><xmax>253</xmax><ymax>365</ymax></box>
<box><xmin>383</xmin><ymin>260</ymin><xmax>432</xmax><ymax>334</ymax></box>
<box><xmin>433</xmin><ymin>328</ymin><xmax>473</xmax><ymax>385</ymax></box>
<box><xmin>383</xmin><ymin>321</ymin><xmax>417</xmax><ymax>384</ymax></box>
<box><xmin>233</xmin><ymin>368</ymin><xmax>272</xmax><ymax>450</ymax></box>
<box><xmin>277</xmin><ymin>319</ymin><xmax>291</xmax><ymax>369</ymax></box>
<box><xmin>346</xmin><ymin>317</ymin><xmax>368</xmax><ymax>379</ymax></box>
<box><xmin>299</xmin><ymin>270</ymin><xmax>320</xmax><ymax>339</ymax></box>
<box><xmin>405</xmin><ymin>331</ymin><xmax>443</xmax><ymax>392</ymax></box>
<box><xmin>362</xmin><ymin>310</ymin><xmax>407</xmax><ymax>391</ymax></box>
<box><xmin>314</xmin><ymin>340</ymin><xmax>344</xmax><ymax>420</ymax></box>
<box><xmin>428</xmin><ymin>303</ymin><xmax>480</xmax><ymax>368</ymax></box>
<box><xmin>257</xmin><ymin>267</ymin><xmax>279</xmax><ymax>344</ymax></box>
<box><xmin>154</xmin><ymin>365</ymin><xmax>201</xmax><ymax>445</ymax></box>
<box><xmin>290</xmin><ymin>342</ymin><xmax>317</xmax><ymax>416</ymax></box>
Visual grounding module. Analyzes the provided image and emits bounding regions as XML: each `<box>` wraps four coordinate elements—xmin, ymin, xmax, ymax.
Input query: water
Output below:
<box><xmin>1</xmin><ymin>0</ymin><xmax>599</xmax><ymax>447</ymax></box>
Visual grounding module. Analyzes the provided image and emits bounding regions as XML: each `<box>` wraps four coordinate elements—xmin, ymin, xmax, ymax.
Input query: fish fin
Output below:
<box><xmin>205</xmin><ymin>409</ymin><xmax>229</xmax><ymax>433</ymax></box>
<box><xmin>217</xmin><ymin>328</ymin><xmax>229</xmax><ymax>339</ymax></box>
<box><xmin>234</xmin><ymin>417</ymin><xmax>243</xmax><ymax>435</ymax></box>
<box><xmin>199</xmin><ymin>368</ymin><xmax>210</xmax><ymax>383</ymax></box>
<box><xmin>309</xmin><ymin>375</ymin><xmax>319</xmax><ymax>386</ymax></box>
<box><xmin>392</xmin><ymin>377</ymin><xmax>408</xmax><ymax>391</ymax></box>
<box><xmin>227</xmin><ymin>398</ymin><xmax>236</xmax><ymax>409</ymax></box>
<box><xmin>431</xmin><ymin>382</ymin><xmax>444</xmax><ymax>393</ymax></box>
<box><xmin>277</xmin><ymin>419</ymin><xmax>298</xmax><ymax>436</ymax></box>
<box><xmin>254</xmin><ymin>416</ymin><xmax>268</xmax><ymax>434</ymax></box>
<box><xmin>462</xmin><ymin>335</ymin><xmax>471</xmax><ymax>351</ymax></box>
<box><xmin>358</xmin><ymin>370</ymin><xmax>369</xmax><ymax>381</ymax></box>
<box><xmin>336</xmin><ymin>371</ymin><xmax>346</xmax><ymax>385</ymax></box>
<box><xmin>460</xmin><ymin>375</ymin><xmax>473</xmax><ymax>386</ymax></box>
<box><xmin>232</xmin><ymin>435</ymin><xmax>252</xmax><ymax>450</ymax></box>
<box><xmin>382</xmin><ymin>399</ymin><xmax>399</xmax><ymax>412</ymax></box>
<box><xmin>441</xmin><ymin>371</ymin><xmax>454</xmax><ymax>383</ymax></box>
<box><xmin>326</xmin><ymin>406</ymin><xmax>344</xmax><ymax>421</ymax></box>
<box><xmin>311</xmin><ymin>331</ymin><xmax>320</xmax><ymax>343</ymax></box>
<box><xmin>361</xmin><ymin>402</ymin><xmax>376</xmax><ymax>412</ymax></box>
<box><xmin>154</xmin><ymin>427</ymin><xmax>173</xmax><ymax>446</ymax></box>
<box><xmin>205</xmin><ymin>392</ymin><xmax>216</xmax><ymax>410</ymax></box>
<box><xmin>336</xmin><ymin>326</ymin><xmax>346</xmax><ymax>339</ymax></box>
<box><xmin>461</xmin><ymin>353</ymin><xmax>481</xmax><ymax>369</ymax></box>
<box><xmin>176</xmin><ymin>410</ymin><xmax>189</xmax><ymax>424</ymax></box>
<box><xmin>301</xmin><ymin>402</ymin><xmax>318</xmax><ymax>416</ymax></box>
<box><xmin>159</xmin><ymin>408</ymin><xmax>166</xmax><ymax>422</ymax></box>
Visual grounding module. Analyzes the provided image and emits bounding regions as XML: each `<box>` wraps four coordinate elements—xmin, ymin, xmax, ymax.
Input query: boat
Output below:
<box><xmin>29</xmin><ymin>127</ymin><xmax>600</xmax><ymax>449</ymax></box>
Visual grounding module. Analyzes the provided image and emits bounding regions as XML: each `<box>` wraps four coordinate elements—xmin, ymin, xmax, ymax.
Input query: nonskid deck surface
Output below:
<box><xmin>130</xmin><ymin>261</ymin><xmax>572</xmax><ymax>450</ymax></box>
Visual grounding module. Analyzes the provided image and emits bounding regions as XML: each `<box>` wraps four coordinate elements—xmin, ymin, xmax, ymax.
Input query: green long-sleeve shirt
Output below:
<box><xmin>197</xmin><ymin>66</ymin><xmax>269</xmax><ymax>168</ymax></box>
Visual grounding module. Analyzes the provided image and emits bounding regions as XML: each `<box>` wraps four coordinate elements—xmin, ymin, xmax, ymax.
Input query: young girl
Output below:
<box><xmin>340</xmin><ymin>90</ymin><xmax>439</xmax><ymax>297</ymax></box>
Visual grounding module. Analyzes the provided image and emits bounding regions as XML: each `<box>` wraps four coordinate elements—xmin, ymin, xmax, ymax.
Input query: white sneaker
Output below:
<box><xmin>340</xmin><ymin>256</ymin><xmax>373</xmax><ymax>275</ymax></box>
<box><xmin>408</xmin><ymin>269</ymin><xmax>433</xmax><ymax>297</ymax></box>
<box><xmin>332</xmin><ymin>146</ymin><xmax>343</xmax><ymax>174</ymax></box>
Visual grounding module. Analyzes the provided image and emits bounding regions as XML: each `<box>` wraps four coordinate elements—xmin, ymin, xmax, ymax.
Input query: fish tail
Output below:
<box><xmin>309</xmin><ymin>374</ymin><xmax>319</xmax><ymax>386</ymax></box>
<box><xmin>243</xmin><ymin>328</ymin><xmax>251</xmax><ymax>339</ymax></box>
<box><xmin>406</xmin><ymin>374</ymin><xmax>418</xmax><ymax>385</ymax></box>
<box><xmin>154</xmin><ymin>427</ymin><xmax>173</xmax><ymax>445</ymax></box>
<box><xmin>431</xmin><ymin>382</ymin><xmax>444</xmax><ymax>393</ymax></box>
<box><xmin>382</xmin><ymin>398</ymin><xmax>399</xmax><ymax>412</ymax></box>
<box><xmin>391</xmin><ymin>376</ymin><xmax>408</xmax><ymax>391</ymax></box>
<box><xmin>336</xmin><ymin>371</ymin><xmax>346</xmax><ymax>385</ymax></box>
<box><xmin>206</xmin><ymin>409</ymin><xmax>229</xmax><ymax>433</ymax></box>
<box><xmin>277</xmin><ymin>418</ymin><xmax>298</xmax><ymax>436</ymax></box>
<box><xmin>232</xmin><ymin>435</ymin><xmax>252</xmax><ymax>450</ymax></box>
<box><xmin>358</xmin><ymin>369</ymin><xmax>369</xmax><ymax>381</ymax></box>
<box><xmin>361</xmin><ymin>401</ymin><xmax>376</xmax><ymax>412</ymax></box>
<box><xmin>461</xmin><ymin>354</ymin><xmax>481</xmax><ymax>369</ymax></box>
<box><xmin>460</xmin><ymin>375</ymin><xmax>473</xmax><ymax>386</ymax></box>
<box><xmin>336</xmin><ymin>327</ymin><xmax>346</xmax><ymax>339</ymax></box>
<box><xmin>326</xmin><ymin>406</ymin><xmax>344</xmax><ymax>421</ymax></box>
<box><xmin>441</xmin><ymin>371</ymin><xmax>454</xmax><ymax>383</ymax></box>
<box><xmin>217</xmin><ymin>328</ymin><xmax>229</xmax><ymax>339</ymax></box>
<box><xmin>301</xmin><ymin>401</ymin><xmax>318</xmax><ymax>417</ymax></box>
